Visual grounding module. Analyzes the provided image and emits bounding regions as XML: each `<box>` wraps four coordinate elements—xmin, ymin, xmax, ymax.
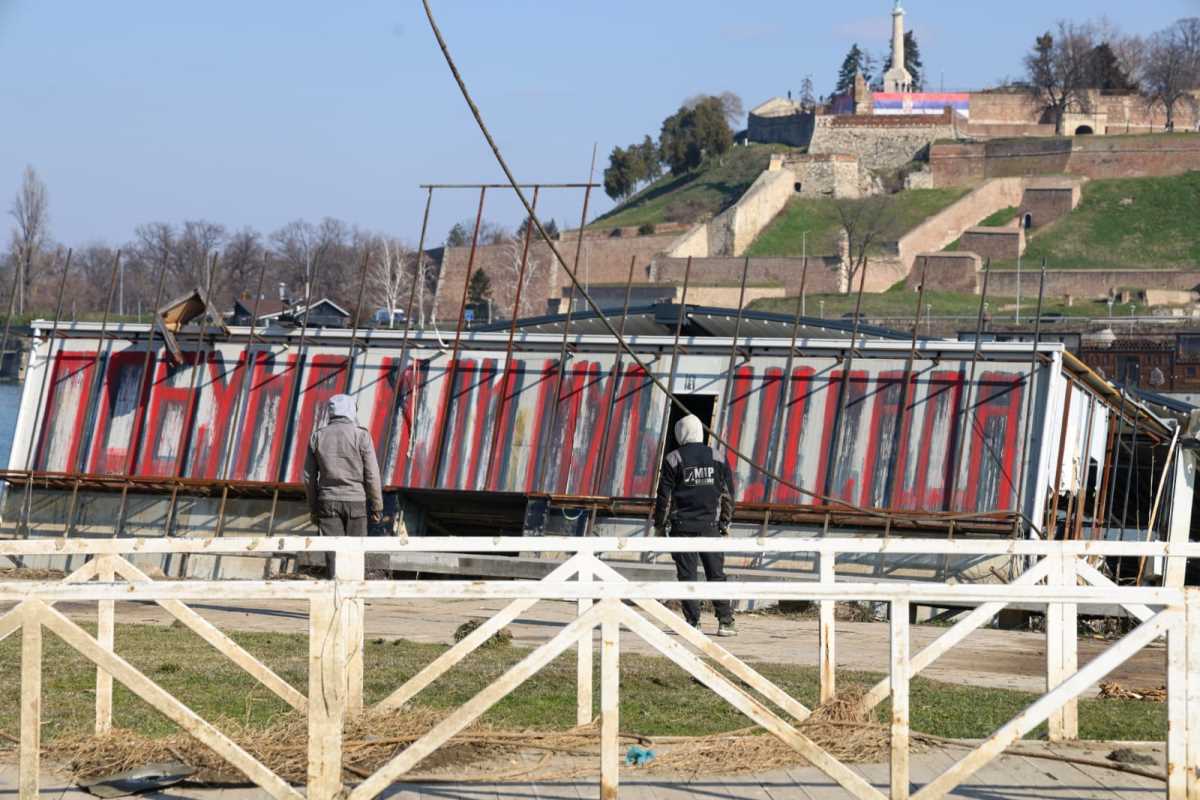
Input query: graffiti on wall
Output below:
<box><xmin>20</xmin><ymin>338</ymin><xmax>1040</xmax><ymax>514</ymax></box>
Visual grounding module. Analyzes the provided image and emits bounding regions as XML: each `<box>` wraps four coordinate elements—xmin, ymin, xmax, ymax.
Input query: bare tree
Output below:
<box><xmin>495</xmin><ymin>234</ymin><xmax>546</xmax><ymax>319</ymax></box>
<box><xmin>1025</xmin><ymin>22</ymin><xmax>1097</xmax><ymax>134</ymax></box>
<box><xmin>1142</xmin><ymin>18</ymin><xmax>1200</xmax><ymax>130</ymax></box>
<box><xmin>221</xmin><ymin>227</ymin><xmax>264</xmax><ymax>306</ymax></box>
<box><xmin>270</xmin><ymin>218</ymin><xmax>352</xmax><ymax>304</ymax></box>
<box><xmin>834</xmin><ymin>196</ymin><xmax>893</xmax><ymax>295</ymax></box>
<box><xmin>8</xmin><ymin>165</ymin><xmax>49</xmax><ymax>315</ymax></box>
<box><xmin>370</xmin><ymin>236</ymin><xmax>414</xmax><ymax>327</ymax></box>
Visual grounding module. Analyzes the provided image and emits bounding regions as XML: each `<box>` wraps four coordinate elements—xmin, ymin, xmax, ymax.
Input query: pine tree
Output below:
<box><xmin>835</xmin><ymin>44</ymin><xmax>867</xmax><ymax>95</ymax></box>
<box><xmin>467</xmin><ymin>269</ymin><xmax>492</xmax><ymax>304</ymax></box>
<box><xmin>904</xmin><ymin>31</ymin><xmax>924</xmax><ymax>90</ymax></box>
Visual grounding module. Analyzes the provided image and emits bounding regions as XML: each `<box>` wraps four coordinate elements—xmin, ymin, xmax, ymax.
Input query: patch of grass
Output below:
<box><xmin>0</xmin><ymin>622</ymin><xmax>1166</xmax><ymax>744</ymax></box>
<box><xmin>746</xmin><ymin>188</ymin><xmax>972</xmax><ymax>258</ymax></box>
<box><xmin>591</xmin><ymin>144</ymin><xmax>795</xmax><ymax>230</ymax></box>
<box><xmin>998</xmin><ymin>172</ymin><xmax>1200</xmax><ymax>269</ymax></box>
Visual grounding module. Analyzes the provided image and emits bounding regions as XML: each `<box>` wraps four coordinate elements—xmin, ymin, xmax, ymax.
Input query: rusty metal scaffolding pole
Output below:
<box><xmin>265</xmin><ymin>240</ymin><xmax>328</xmax><ymax>536</ymax></box>
<box><xmin>1012</xmin><ymin>265</ymin><xmax>1047</xmax><ymax>537</ymax></box>
<box><xmin>1102</xmin><ymin>388</ymin><xmax>1129</xmax><ymax>535</ymax></box>
<box><xmin>883</xmin><ymin>257</ymin><xmax>930</xmax><ymax>509</ymax></box>
<box><xmin>536</xmin><ymin>154</ymin><xmax>596</xmax><ymax>494</ymax></box>
<box><xmin>647</xmin><ymin>256</ymin><xmax>693</xmax><ymax>516</ymax></box>
<box><xmin>588</xmin><ymin>254</ymin><xmax>639</xmax><ymax>501</ymax></box>
<box><xmin>716</xmin><ymin>256</ymin><xmax>753</xmax><ymax>446</ymax></box>
<box><xmin>1045</xmin><ymin>380</ymin><xmax>1074</xmax><ymax>539</ymax></box>
<box><xmin>343</xmin><ymin>248</ymin><xmax>372</xmax><ymax>387</ymax></box>
<box><xmin>214</xmin><ymin>254</ymin><xmax>273</xmax><ymax>537</ymax></box>
<box><xmin>484</xmin><ymin>186</ymin><xmax>540</xmax><ymax>490</ymax></box>
<box><xmin>110</xmin><ymin>257</ymin><xmax>169</xmax><ymax>538</ymax></box>
<box><xmin>761</xmin><ymin>257</ymin><xmax>812</xmax><ymax>516</ymax></box>
<box><xmin>943</xmin><ymin>258</ymin><xmax>992</xmax><ymax>515</ymax></box>
<box><xmin>63</xmin><ymin>250</ymin><xmax>123</xmax><ymax>536</ymax></box>
<box><xmin>822</xmin><ymin>255</ymin><xmax>871</xmax><ymax>502</ymax></box>
<box><xmin>419</xmin><ymin>183</ymin><xmax>598</xmax><ymax>190</ymax></box>
<box><xmin>430</xmin><ymin>186</ymin><xmax>488</xmax><ymax>487</ymax></box>
<box><xmin>18</xmin><ymin>249</ymin><xmax>73</xmax><ymax>536</ymax></box>
<box><xmin>378</xmin><ymin>187</ymin><xmax>436</xmax><ymax>489</ymax></box>
<box><xmin>165</xmin><ymin>253</ymin><xmax>221</xmax><ymax>540</ymax></box>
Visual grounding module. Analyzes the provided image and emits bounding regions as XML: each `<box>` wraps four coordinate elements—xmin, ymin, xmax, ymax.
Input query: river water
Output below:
<box><xmin>0</xmin><ymin>382</ymin><xmax>21</xmax><ymax>466</ymax></box>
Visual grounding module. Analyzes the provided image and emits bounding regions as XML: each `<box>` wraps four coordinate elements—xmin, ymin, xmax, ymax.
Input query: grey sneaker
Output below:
<box><xmin>717</xmin><ymin>619</ymin><xmax>737</xmax><ymax>637</ymax></box>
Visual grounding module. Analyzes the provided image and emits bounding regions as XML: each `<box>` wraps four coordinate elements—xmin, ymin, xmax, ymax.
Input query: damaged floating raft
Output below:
<box><xmin>5</xmin><ymin>319</ymin><xmax>1169</xmax><ymax>530</ymax></box>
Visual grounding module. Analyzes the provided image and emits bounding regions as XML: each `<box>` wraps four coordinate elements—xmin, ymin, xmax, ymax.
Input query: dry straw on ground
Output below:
<box><xmin>45</xmin><ymin>687</ymin><xmax>907</xmax><ymax>784</ymax></box>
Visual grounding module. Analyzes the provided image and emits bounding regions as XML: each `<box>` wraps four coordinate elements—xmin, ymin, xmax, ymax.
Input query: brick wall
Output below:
<box><xmin>959</xmin><ymin>227</ymin><xmax>1024</xmax><ymax>261</ymax></box>
<box><xmin>651</xmin><ymin>256</ymin><xmax>846</xmax><ymax>294</ymax></box>
<box><xmin>438</xmin><ymin>234</ymin><xmax>676</xmax><ymax>320</ymax></box>
<box><xmin>986</xmin><ymin>269</ymin><xmax>1200</xmax><ymax>300</ymax></box>
<box><xmin>809</xmin><ymin>116</ymin><xmax>958</xmax><ymax>171</ymax></box>
<box><xmin>908</xmin><ymin>253</ymin><xmax>982</xmax><ymax>293</ymax></box>
<box><xmin>1017</xmin><ymin>187</ymin><xmax>1079</xmax><ymax>229</ymax></box>
<box><xmin>931</xmin><ymin>135</ymin><xmax>1200</xmax><ymax>187</ymax></box>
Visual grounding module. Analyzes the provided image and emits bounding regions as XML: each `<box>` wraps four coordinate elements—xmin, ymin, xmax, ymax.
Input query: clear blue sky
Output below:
<box><xmin>2</xmin><ymin>0</ymin><xmax>1196</xmax><ymax>248</ymax></box>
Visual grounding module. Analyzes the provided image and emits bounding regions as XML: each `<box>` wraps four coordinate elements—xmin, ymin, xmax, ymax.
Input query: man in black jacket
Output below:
<box><xmin>653</xmin><ymin>414</ymin><xmax>737</xmax><ymax>636</ymax></box>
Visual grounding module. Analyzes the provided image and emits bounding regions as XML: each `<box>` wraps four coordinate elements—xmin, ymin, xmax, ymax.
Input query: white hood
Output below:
<box><xmin>674</xmin><ymin>415</ymin><xmax>704</xmax><ymax>446</ymax></box>
<box><xmin>327</xmin><ymin>394</ymin><xmax>357</xmax><ymax>421</ymax></box>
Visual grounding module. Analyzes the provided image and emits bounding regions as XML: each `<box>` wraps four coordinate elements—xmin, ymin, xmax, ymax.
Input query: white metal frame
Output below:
<box><xmin>2</xmin><ymin>535</ymin><xmax>1198</xmax><ymax>800</ymax></box>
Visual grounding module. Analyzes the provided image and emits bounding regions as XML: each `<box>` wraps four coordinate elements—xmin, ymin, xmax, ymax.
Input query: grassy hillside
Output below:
<box><xmin>590</xmin><ymin>144</ymin><xmax>793</xmax><ymax>230</ymax></box>
<box><xmin>746</xmin><ymin>188</ymin><xmax>972</xmax><ymax>257</ymax></box>
<box><xmin>1000</xmin><ymin>172</ymin><xmax>1200</xmax><ymax>269</ymax></box>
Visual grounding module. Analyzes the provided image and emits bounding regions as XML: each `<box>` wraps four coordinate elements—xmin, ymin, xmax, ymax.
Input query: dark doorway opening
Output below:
<box><xmin>1023</xmin><ymin>213</ymin><xmax>1034</xmax><ymax>230</ymax></box>
<box><xmin>663</xmin><ymin>394</ymin><xmax>717</xmax><ymax>456</ymax></box>
<box><xmin>1075</xmin><ymin>125</ymin><xmax>1094</xmax><ymax>135</ymax></box>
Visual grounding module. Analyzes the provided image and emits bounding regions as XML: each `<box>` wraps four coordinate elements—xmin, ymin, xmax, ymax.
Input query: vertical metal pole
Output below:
<box><xmin>765</xmin><ymin>256</ymin><xmax>812</xmax><ymax>505</ymax></box>
<box><xmin>1013</xmin><ymin>265</ymin><xmax>1047</xmax><ymax>536</ymax></box>
<box><xmin>1101</xmin><ymin>389</ymin><xmax>1128</xmax><ymax>535</ymax></box>
<box><xmin>1045</xmin><ymin>381</ymin><xmax>1074</xmax><ymax>539</ymax></box>
<box><xmin>266</xmin><ymin>233</ymin><xmax>328</xmax><ymax>535</ymax></box>
<box><xmin>884</xmin><ymin>259</ymin><xmax>929</xmax><ymax>508</ymax></box>
<box><xmin>588</xmin><ymin>255</ymin><xmax>638</xmax><ymax>499</ymax></box>
<box><xmin>378</xmin><ymin>187</ymin><xmax>435</xmax><ymax>486</ymax></box>
<box><xmin>214</xmin><ymin>254</ymin><xmax>272</xmax><ymax>537</ymax></box>
<box><xmin>19</xmin><ymin>249</ymin><xmax>72</xmax><ymax>536</ymax></box>
<box><xmin>823</xmin><ymin>255</ymin><xmax>871</xmax><ymax>500</ymax></box>
<box><xmin>429</xmin><ymin>187</ymin><xmax>487</xmax><ymax>485</ymax></box>
<box><xmin>943</xmin><ymin>258</ymin><xmax>991</xmax><ymax>513</ymax></box>
<box><xmin>344</xmin><ymin>248</ymin><xmax>372</xmax><ymax>387</ymax></box>
<box><xmin>167</xmin><ymin>253</ymin><xmax>222</xmax><ymax>541</ymax></box>
<box><xmin>537</xmin><ymin>160</ymin><xmax>597</xmax><ymax>493</ymax></box>
<box><xmin>648</xmin><ymin>257</ymin><xmax>693</xmax><ymax>508</ymax></box>
<box><xmin>484</xmin><ymin>187</ymin><xmax>540</xmax><ymax>489</ymax></box>
<box><xmin>64</xmin><ymin>250</ymin><xmax>122</xmax><ymax>536</ymax></box>
<box><xmin>717</xmin><ymin>256</ymin><xmax>752</xmax><ymax>444</ymax></box>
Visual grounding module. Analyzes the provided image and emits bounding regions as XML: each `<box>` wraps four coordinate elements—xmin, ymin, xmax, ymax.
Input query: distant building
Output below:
<box><xmin>229</xmin><ymin>297</ymin><xmax>351</xmax><ymax>328</ymax></box>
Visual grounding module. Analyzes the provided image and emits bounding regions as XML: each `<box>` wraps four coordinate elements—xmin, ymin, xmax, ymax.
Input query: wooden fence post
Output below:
<box><xmin>1170</xmin><ymin>602</ymin><xmax>1188</xmax><ymax>800</ymax></box>
<box><xmin>96</xmin><ymin>554</ymin><xmax>115</xmax><ymax>735</ymax></box>
<box><xmin>819</xmin><ymin>551</ymin><xmax>836</xmax><ymax>705</ymax></box>
<box><xmin>1186</xmin><ymin>589</ymin><xmax>1200</xmax><ymax>800</ymax></box>
<box><xmin>1047</xmin><ymin>554</ymin><xmax>1079</xmax><ymax>741</ymax></box>
<box><xmin>577</xmin><ymin>555</ymin><xmax>594</xmax><ymax>726</ymax></box>
<box><xmin>307</xmin><ymin>587</ymin><xmax>346</xmax><ymax>800</ymax></box>
<box><xmin>20</xmin><ymin>610</ymin><xmax>41</xmax><ymax>800</ymax></box>
<box><xmin>600</xmin><ymin>605</ymin><xmax>620</xmax><ymax>800</ymax></box>
<box><xmin>891</xmin><ymin>599</ymin><xmax>910</xmax><ymax>800</ymax></box>
<box><xmin>336</xmin><ymin>551</ymin><xmax>365</xmax><ymax>715</ymax></box>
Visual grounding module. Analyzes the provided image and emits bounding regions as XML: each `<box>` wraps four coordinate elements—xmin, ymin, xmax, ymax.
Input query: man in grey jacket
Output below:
<box><xmin>303</xmin><ymin>394</ymin><xmax>384</xmax><ymax>542</ymax></box>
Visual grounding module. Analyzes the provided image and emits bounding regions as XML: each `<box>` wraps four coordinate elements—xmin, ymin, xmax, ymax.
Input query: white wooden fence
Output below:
<box><xmin>2</xmin><ymin>535</ymin><xmax>1199</xmax><ymax>800</ymax></box>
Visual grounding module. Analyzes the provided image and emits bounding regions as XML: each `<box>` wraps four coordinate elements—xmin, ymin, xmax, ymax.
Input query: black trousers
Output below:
<box><xmin>669</xmin><ymin>528</ymin><xmax>733</xmax><ymax>625</ymax></box>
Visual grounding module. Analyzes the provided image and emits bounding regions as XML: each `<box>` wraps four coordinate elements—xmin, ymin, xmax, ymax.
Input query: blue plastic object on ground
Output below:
<box><xmin>625</xmin><ymin>745</ymin><xmax>656</xmax><ymax>767</ymax></box>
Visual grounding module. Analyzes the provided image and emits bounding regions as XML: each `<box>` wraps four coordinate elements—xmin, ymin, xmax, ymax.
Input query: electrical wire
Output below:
<box><xmin>420</xmin><ymin>0</ymin><xmax>1038</xmax><ymax>531</ymax></box>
